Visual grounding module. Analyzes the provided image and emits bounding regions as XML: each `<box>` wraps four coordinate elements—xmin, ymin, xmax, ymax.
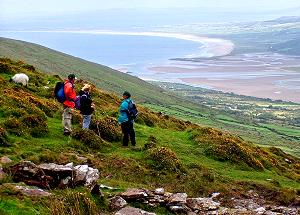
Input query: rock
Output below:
<box><xmin>121</xmin><ymin>188</ymin><xmax>148</xmax><ymax>201</ymax></box>
<box><xmin>9</xmin><ymin>161</ymin><xmax>99</xmax><ymax>190</ymax></box>
<box><xmin>109</xmin><ymin>196</ymin><xmax>127</xmax><ymax>210</ymax></box>
<box><xmin>154</xmin><ymin>188</ymin><xmax>165</xmax><ymax>195</ymax></box>
<box><xmin>167</xmin><ymin>193</ymin><xmax>188</xmax><ymax>205</ymax></box>
<box><xmin>254</xmin><ymin>207</ymin><xmax>266</xmax><ymax>214</ymax></box>
<box><xmin>76</xmin><ymin>155</ymin><xmax>88</xmax><ymax>163</ymax></box>
<box><xmin>91</xmin><ymin>184</ymin><xmax>104</xmax><ymax>197</ymax></box>
<box><xmin>10</xmin><ymin>161</ymin><xmax>52</xmax><ymax>188</ymax></box>
<box><xmin>115</xmin><ymin>206</ymin><xmax>156</xmax><ymax>215</ymax></box>
<box><xmin>0</xmin><ymin>167</ymin><xmax>7</xmax><ymax>180</ymax></box>
<box><xmin>169</xmin><ymin>205</ymin><xmax>191</xmax><ymax>213</ymax></box>
<box><xmin>0</xmin><ymin>156</ymin><xmax>12</xmax><ymax>164</ymax></box>
<box><xmin>149</xmin><ymin>195</ymin><xmax>165</xmax><ymax>204</ymax></box>
<box><xmin>186</xmin><ymin>197</ymin><xmax>220</xmax><ymax>211</ymax></box>
<box><xmin>15</xmin><ymin>185</ymin><xmax>51</xmax><ymax>197</ymax></box>
<box><xmin>74</xmin><ymin>165</ymin><xmax>99</xmax><ymax>189</ymax></box>
<box><xmin>211</xmin><ymin>192</ymin><xmax>220</xmax><ymax>199</ymax></box>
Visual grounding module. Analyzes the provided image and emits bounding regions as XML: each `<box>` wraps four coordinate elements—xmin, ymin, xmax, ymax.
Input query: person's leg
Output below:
<box><xmin>82</xmin><ymin>115</ymin><xmax>92</xmax><ymax>129</ymax></box>
<box><xmin>62</xmin><ymin>107</ymin><xmax>72</xmax><ymax>134</ymax></box>
<box><xmin>128</xmin><ymin>122</ymin><xmax>136</xmax><ymax>146</ymax></box>
<box><xmin>121</xmin><ymin>122</ymin><xmax>129</xmax><ymax>146</ymax></box>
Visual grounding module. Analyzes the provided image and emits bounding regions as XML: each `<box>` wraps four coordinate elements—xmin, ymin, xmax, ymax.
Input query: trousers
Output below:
<box><xmin>62</xmin><ymin>107</ymin><xmax>72</xmax><ymax>133</ymax></box>
<box><xmin>121</xmin><ymin>121</ymin><xmax>136</xmax><ymax>146</ymax></box>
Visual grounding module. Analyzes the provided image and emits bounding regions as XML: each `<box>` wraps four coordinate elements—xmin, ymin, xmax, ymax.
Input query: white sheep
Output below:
<box><xmin>10</xmin><ymin>73</ymin><xmax>29</xmax><ymax>86</ymax></box>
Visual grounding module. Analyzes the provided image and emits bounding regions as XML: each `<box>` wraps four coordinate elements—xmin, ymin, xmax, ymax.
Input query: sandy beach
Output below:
<box><xmin>147</xmin><ymin>53</ymin><xmax>300</xmax><ymax>103</ymax></box>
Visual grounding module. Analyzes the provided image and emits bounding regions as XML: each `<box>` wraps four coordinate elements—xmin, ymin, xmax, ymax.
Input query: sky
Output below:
<box><xmin>1</xmin><ymin>0</ymin><xmax>300</xmax><ymax>20</ymax></box>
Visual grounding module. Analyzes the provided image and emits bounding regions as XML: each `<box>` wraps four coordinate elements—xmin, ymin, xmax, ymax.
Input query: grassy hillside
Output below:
<box><xmin>0</xmin><ymin>58</ymin><xmax>299</xmax><ymax>214</ymax></box>
<box><xmin>1</xmin><ymin>37</ymin><xmax>299</xmax><ymax>158</ymax></box>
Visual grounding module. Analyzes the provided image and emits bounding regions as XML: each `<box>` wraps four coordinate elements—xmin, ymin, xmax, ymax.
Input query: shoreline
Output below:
<box><xmin>0</xmin><ymin>30</ymin><xmax>235</xmax><ymax>58</ymax></box>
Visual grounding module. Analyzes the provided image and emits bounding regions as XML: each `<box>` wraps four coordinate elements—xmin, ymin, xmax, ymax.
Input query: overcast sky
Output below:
<box><xmin>1</xmin><ymin>0</ymin><xmax>300</xmax><ymax>19</ymax></box>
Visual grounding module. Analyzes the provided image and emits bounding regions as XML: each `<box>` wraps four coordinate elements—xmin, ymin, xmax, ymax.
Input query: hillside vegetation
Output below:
<box><xmin>0</xmin><ymin>58</ymin><xmax>299</xmax><ymax>214</ymax></box>
<box><xmin>1</xmin><ymin>37</ymin><xmax>299</xmax><ymax>158</ymax></box>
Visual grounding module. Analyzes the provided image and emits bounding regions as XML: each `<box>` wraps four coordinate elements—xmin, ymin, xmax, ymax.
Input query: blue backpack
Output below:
<box><xmin>127</xmin><ymin>100</ymin><xmax>138</xmax><ymax>120</ymax></box>
<box><xmin>54</xmin><ymin>82</ymin><xmax>66</xmax><ymax>103</ymax></box>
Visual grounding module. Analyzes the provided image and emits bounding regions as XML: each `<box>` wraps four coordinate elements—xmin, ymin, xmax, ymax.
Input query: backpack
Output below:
<box><xmin>75</xmin><ymin>95</ymin><xmax>81</xmax><ymax>110</ymax></box>
<box><xmin>54</xmin><ymin>82</ymin><xmax>66</xmax><ymax>103</ymax></box>
<box><xmin>127</xmin><ymin>100</ymin><xmax>138</xmax><ymax>120</ymax></box>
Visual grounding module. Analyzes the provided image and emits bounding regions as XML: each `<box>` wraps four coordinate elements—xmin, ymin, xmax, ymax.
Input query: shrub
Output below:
<box><xmin>144</xmin><ymin>135</ymin><xmax>157</xmax><ymax>150</ymax></box>
<box><xmin>193</xmin><ymin>127</ymin><xmax>264</xmax><ymax>170</ymax></box>
<box><xmin>71</xmin><ymin>129</ymin><xmax>105</xmax><ymax>150</ymax></box>
<box><xmin>0</xmin><ymin>127</ymin><xmax>10</xmax><ymax>146</ymax></box>
<box><xmin>49</xmin><ymin>192</ymin><xmax>99</xmax><ymax>215</ymax></box>
<box><xmin>90</xmin><ymin>116</ymin><xmax>122</xmax><ymax>142</ymax></box>
<box><xmin>146</xmin><ymin>147</ymin><xmax>182</xmax><ymax>172</ymax></box>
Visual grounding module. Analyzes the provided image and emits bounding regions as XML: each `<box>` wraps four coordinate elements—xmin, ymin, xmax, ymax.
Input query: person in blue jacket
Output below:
<box><xmin>118</xmin><ymin>91</ymin><xmax>136</xmax><ymax>146</ymax></box>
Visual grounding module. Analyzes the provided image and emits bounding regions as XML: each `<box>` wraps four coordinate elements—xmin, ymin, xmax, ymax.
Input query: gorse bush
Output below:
<box><xmin>71</xmin><ymin>128</ymin><xmax>105</xmax><ymax>150</ymax></box>
<box><xmin>146</xmin><ymin>146</ymin><xmax>183</xmax><ymax>172</ymax></box>
<box><xmin>90</xmin><ymin>116</ymin><xmax>122</xmax><ymax>142</ymax></box>
<box><xmin>193</xmin><ymin>127</ymin><xmax>265</xmax><ymax>170</ymax></box>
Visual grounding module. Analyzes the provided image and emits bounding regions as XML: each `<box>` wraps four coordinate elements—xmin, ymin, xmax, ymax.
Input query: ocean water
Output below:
<box><xmin>0</xmin><ymin>31</ymin><xmax>202</xmax><ymax>77</ymax></box>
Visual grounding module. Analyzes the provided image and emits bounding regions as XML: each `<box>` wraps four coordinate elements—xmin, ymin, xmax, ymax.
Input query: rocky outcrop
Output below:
<box><xmin>8</xmin><ymin>161</ymin><xmax>99</xmax><ymax>190</ymax></box>
<box><xmin>109</xmin><ymin>188</ymin><xmax>299</xmax><ymax>215</ymax></box>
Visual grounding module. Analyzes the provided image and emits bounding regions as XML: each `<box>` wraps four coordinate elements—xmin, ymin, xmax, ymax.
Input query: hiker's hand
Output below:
<box><xmin>91</xmin><ymin>103</ymin><xmax>95</xmax><ymax>109</ymax></box>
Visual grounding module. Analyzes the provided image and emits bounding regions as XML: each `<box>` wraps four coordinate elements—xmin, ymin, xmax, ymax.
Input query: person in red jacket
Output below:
<box><xmin>62</xmin><ymin>74</ymin><xmax>77</xmax><ymax>135</ymax></box>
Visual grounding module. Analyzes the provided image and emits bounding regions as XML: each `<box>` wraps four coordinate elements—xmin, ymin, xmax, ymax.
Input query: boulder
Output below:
<box><xmin>186</xmin><ymin>197</ymin><xmax>220</xmax><ymax>211</ymax></box>
<box><xmin>15</xmin><ymin>185</ymin><xmax>51</xmax><ymax>197</ymax></box>
<box><xmin>109</xmin><ymin>196</ymin><xmax>127</xmax><ymax>210</ymax></box>
<box><xmin>115</xmin><ymin>206</ymin><xmax>156</xmax><ymax>215</ymax></box>
<box><xmin>9</xmin><ymin>161</ymin><xmax>99</xmax><ymax>190</ymax></box>
<box><xmin>154</xmin><ymin>188</ymin><xmax>165</xmax><ymax>195</ymax></box>
<box><xmin>0</xmin><ymin>156</ymin><xmax>12</xmax><ymax>164</ymax></box>
<box><xmin>9</xmin><ymin>161</ymin><xmax>52</xmax><ymax>188</ymax></box>
<box><xmin>120</xmin><ymin>188</ymin><xmax>148</xmax><ymax>201</ymax></box>
<box><xmin>167</xmin><ymin>193</ymin><xmax>188</xmax><ymax>205</ymax></box>
<box><xmin>74</xmin><ymin>165</ymin><xmax>99</xmax><ymax>189</ymax></box>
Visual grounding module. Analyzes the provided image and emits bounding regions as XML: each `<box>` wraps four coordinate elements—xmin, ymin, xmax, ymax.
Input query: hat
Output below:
<box><xmin>123</xmin><ymin>91</ymin><xmax>131</xmax><ymax>98</ymax></box>
<box><xmin>68</xmin><ymin>74</ymin><xmax>76</xmax><ymax>80</ymax></box>
<box><xmin>82</xmin><ymin>84</ymin><xmax>91</xmax><ymax>91</ymax></box>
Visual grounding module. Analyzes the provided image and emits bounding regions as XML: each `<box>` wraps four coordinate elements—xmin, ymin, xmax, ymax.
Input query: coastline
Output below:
<box><xmin>1</xmin><ymin>30</ymin><xmax>235</xmax><ymax>58</ymax></box>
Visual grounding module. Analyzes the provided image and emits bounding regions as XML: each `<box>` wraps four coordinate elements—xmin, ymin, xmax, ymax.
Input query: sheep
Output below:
<box><xmin>9</xmin><ymin>73</ymin><xmax>29</xmax><ymax>87</ymax></box>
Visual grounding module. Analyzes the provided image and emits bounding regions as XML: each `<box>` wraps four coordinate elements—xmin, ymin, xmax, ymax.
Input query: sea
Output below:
<box><xmin>0</xmin><ymin>31</ymin><xmax>203</xmax><ymax>81</ymax></box>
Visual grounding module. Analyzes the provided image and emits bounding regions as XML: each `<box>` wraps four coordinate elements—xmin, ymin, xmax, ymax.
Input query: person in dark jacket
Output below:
<box><xmin>118</xmin><ymin>91</ymin><xmax>136</xmax><ymax>146</ymax></box>
<box><xmin>79</xmin><ymin>84</ymin><xmax>95</xmax><ymax>129</ymax></box>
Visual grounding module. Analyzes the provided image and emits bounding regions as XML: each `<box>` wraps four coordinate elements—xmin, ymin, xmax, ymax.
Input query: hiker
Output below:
<box><xmin>79</xmin><ymin>84</ymin><xmax>95</xmax><ymax>129</ymax></box>
<box><xmin>118</xmin><ymin>91</ymin><xmax>136</xmax><ymax>146</ymax></box>
<box><xmin>62</xmin><ymin>74</ymin><xmax>77</xmax><ymax>135</ymax></box>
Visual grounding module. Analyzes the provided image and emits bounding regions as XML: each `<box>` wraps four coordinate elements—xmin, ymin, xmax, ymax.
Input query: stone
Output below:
<box><xmin>115</xmin><ymin>206</ymin><xmax>156</xmax><ymax>215</ymax></box>
<box><xmin>74</xmin><ymin>165</ymin><xmax>99</xmax><ymax>189</ymax></box>
<box><xmin>154</xmin><ymin>188</ymin><xmax>165</xmax><ymax>195</ymax></box>
<box><xmin>254</xmin><ymin>207</ymin><xmax>266</xmax><ymax>214</ymax></box>
<box><xmin>167</xmin><ymin>193</ymin><xmax>188</xmax><ymax>205</ymax></box>
<box><xmin>0</xmin><ymin>156</ymin><xmax>12</xmax><ymax>164</ymax></box>
<box><xmin>169</xmin><ymin>205</ymin><xmax>191</xmax><ymax>213</ymax></box>
<box><xmin>99</xmin><ymin>184</ymin><xmax>119</xmax><ymax>190</ymax></box>
<box><xmin>186</xmin><ymin>197</ymin><xmax>220</xmax><ymax>211</ymax></box>
<box><xmin>109</xmin><ymin>196</ymin><xmax>127</xmax><ymax>210</ymax></box>
<box><xmin>121</xmin><ymin>188</ymin><xmax>148</xmax><ymax>201</ymax></box>
<box><xmin>76</xmin><ymin>156</ymin><xmax>88</xmax><ymax>163</ymax></box>
<box><xmin>10</xmin><ymin>161</ymin><xmax>52</xmax><ymax>188</ymax></box>
<box><xmin>15</xmin><ymin>185</ymin><xmax>51</xmax><ymax>197</ymax></box>
<box><xmin>0</xmin><ymin>167</ymin><xmax>7</xmax><ymax>180</ymax></box>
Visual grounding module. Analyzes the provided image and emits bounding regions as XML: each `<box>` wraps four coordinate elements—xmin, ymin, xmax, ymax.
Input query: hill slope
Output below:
<box><xmin>0</xmin><ymin>58</ymin><xmax>299</xmax><ymax>214</ymax></box>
